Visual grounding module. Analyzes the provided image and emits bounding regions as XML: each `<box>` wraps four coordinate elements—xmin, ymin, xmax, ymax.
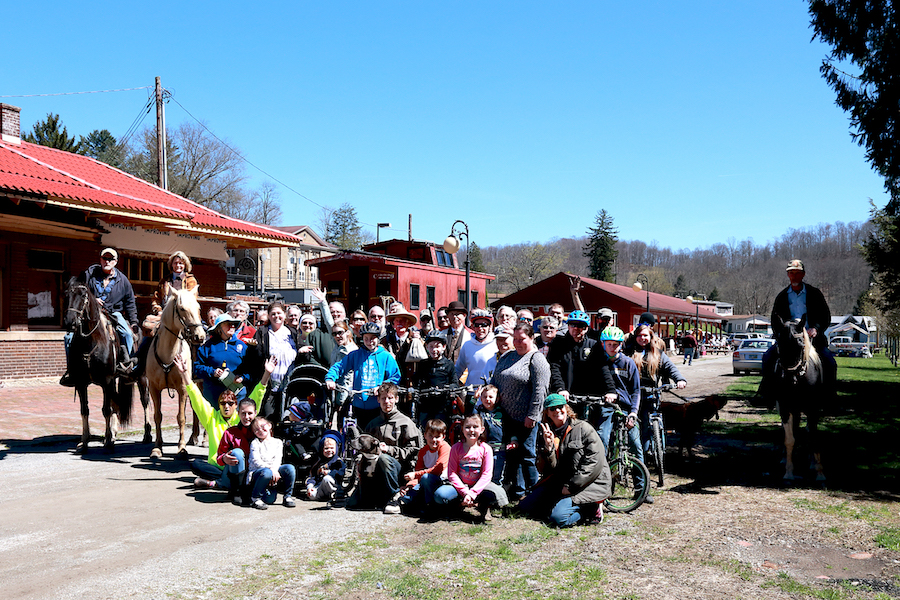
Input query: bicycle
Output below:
<box><xmin>641</xmin><ymin>383</ymin><xmax>675</xmax><ymax>487</ymax></box>
<box><xmin>402</xmin><ymin>383</ymin><xmax>475</xmax><ymax>442</ymax></box>
<box><xmin>568</xmin><ymin>394</ymin><xmax>650</xmax><ymax>513</ymax></box>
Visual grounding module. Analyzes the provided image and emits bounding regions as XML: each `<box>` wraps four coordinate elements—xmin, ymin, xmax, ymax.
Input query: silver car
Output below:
<box><xmin>732</xmin><ymin>339</ymin><xmax>773</xmax><ymax>375</ymax></box>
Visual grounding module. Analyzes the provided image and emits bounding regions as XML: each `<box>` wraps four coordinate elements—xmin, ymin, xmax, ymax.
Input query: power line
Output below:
<box><xmin>0</xmin><ymin>86</ymin><xmax>151</xmax><ymax>98</ymax></box>
<box><xmin>166</xmin><ymin>93</ymin><xmax>408</xmax><ymax>234</ymax></box>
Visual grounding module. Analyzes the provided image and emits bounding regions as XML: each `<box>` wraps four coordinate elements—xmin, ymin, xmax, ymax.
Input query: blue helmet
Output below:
<box><xmin>566</xmin><ymin>310</ymin><xmax>590</xmax><ymax>327</ymax></box>
<box><xmin>600</xmin><ymin>326</ymin><xmax>625</xmax><ymax>342</ymax></box>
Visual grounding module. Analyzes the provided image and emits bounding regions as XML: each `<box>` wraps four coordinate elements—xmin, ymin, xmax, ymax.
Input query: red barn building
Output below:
<box><xmin>308</xmin><ymin>239</ymin><xmax>494</xmax><ymax>314</ymax></box>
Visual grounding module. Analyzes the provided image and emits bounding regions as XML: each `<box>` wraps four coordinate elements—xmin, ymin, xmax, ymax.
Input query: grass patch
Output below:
<box><xmin>875</xmin><ymin>526</ymin><xmax>900</xmax><ymax>551</ymax></box>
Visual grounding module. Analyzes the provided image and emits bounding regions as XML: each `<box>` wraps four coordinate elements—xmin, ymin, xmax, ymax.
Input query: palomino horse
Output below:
<box><xmin>771</xmin><ymin>314</ymin><xmax>826</xmax><ymax>483</ymax></box>
<box><xmin>146</xmin><ymin>287</ymin><xmax>206</xmax><ymax>458</ymax></box>
<box><xmin>62</xmin><ymin>277</ymin><xmax>134</xmax><ymax>452</ymax></box>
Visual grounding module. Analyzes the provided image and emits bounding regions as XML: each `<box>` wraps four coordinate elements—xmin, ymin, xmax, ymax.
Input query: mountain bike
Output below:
<box><xmin>568</xmin><ymin>394</ymin><xmax>650</xmax><ymax>513</ymax></box>
<box><xmin>327</xmin><ymin>384</ymin><xmax>378</xmax><ymax>508</ymax></box>
<box><xmin>402</xmin><ymin>383</ymin><xmax>475</xmax><ymax>442</ymax></box>
<box><xmin>641</xmin><ymin>383</ymin><xmax>674</xmax><ymax>487</ymax></box>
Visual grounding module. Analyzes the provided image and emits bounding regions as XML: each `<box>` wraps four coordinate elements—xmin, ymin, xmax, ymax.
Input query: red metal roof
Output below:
<box><xmin>492</xmin><ymin>272</ymin><xmax>722</xmax><ymax>320</ymax></box>
<box><xmin>0</xmin><ymin>140</ymin><xmax>300</xmax><ymax>246</ymax></box>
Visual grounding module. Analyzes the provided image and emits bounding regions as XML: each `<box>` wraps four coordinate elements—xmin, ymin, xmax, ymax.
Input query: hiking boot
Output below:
<box><xmin>251</xmin><ymin>498</ymin><xmax>268</xmax><ymax>510</ymax></box>
<box><xmin>283</xmin><ymin>495</ymin><xmax>296</xmax><ymax>508</ymax></box>
<box><xmin>115</xmin><ymin>361</ymin><xmax>135</xmax><ymax>379</ymax></box>
<box><xmin>59</xmin><ymin>372</ymin><xmax>77</xmax><ymax>387</ymax></box>
<box><xmin>232</xmin><ymin>496</ymin><xmax>244</xmax><ymax>506</ymax></box>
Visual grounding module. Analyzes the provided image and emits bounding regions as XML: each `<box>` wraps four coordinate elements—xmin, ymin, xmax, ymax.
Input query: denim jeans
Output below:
<box><xmin>401</xmin><ymin>473</ymin><xmax>443</xmax><ymax>512</ymax></box>
<box><xmin>191</xmin><ymin>449</ymin><xmax>246</xmax><ymax>489</ymax></box>
<box><xmin>683</xmin><ymin>348</ymin><xmax>693</xmax><ymax>365</ymax></box>
<box><xmin>434</xmin><ymin>482</ymin><xmax>508</xmax><ymax>508</ymax></box>
<box><xmin>502</xmin><ymin>419</ymin><xmax>539</xmax><ymax>498</ymax></box>
<box><xmin>250</xmin><ymin>464</ymin><xmax>297</xmax><ymax>503</ymax></box>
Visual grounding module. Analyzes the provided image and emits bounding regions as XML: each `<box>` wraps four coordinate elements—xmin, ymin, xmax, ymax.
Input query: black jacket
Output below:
<box><xmin>771</xmin><ymin>282</ymin><xmax>831</xmax><ymax>351</ymax></box>
<box><xmin>547</xmin><ymin>333</ymin><xmax>615</xmax><ymax>396</ymax></box>
<box><xmin>83</xmin><ymin>265</ymin><xmax>138</xmax><ymax>326</ymax></box>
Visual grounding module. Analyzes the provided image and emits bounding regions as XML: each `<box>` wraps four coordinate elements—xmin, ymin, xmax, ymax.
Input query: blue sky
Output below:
<box><xmin>4</xmin><ymin>1</ymin><xmax>887</xmax><ymax>252</ymax></box>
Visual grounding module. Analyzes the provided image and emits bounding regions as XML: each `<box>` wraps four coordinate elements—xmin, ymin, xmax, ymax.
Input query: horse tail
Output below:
<box><xmin>117</xmin><ymin>380</ymin><xmax>135</xmax><ymax>426</ymax></box>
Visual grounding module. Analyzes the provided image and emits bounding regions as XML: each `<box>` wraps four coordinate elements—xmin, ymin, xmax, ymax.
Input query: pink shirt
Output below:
<box><xmin>448</xmin><ymin>441</ymin><xmax>493</xmax><ymax>497</ymax></box>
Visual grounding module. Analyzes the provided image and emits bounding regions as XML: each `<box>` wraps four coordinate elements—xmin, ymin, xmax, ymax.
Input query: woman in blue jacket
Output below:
<box><xmin>195</xmin><ymin>313</ymin><xmax>249</xmax><ymax>407</ymax></box>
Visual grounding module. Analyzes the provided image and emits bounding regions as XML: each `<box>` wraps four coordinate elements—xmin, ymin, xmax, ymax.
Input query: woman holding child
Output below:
<box><xmin>519</xmin><ymin>393</ymin><xmax>611</xmax><ymax>527</ymax></box>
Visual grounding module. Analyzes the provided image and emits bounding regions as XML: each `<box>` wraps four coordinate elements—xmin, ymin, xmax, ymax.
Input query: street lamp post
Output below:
<box><xmin>443</xmin><ymin>220</ymin><xmax>470</xmax><ymax>318</ymax></box>
<box><xmin>259</xmin><ymin>250</ymin><xmax>270</xmax><ymax>297</ymax></box>
<box><xmin>632</xmin><ymin>273</ymin><xmax>650</xmax><ymax>313</ymax></box>
<box><xmin>376</xmin><ymin>222</ymin><xmax>391</xmax><ymax>243</ymax></box>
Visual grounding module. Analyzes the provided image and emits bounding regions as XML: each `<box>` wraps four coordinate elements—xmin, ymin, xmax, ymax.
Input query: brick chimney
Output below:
<box><xmin>1</xmin><ymin>103</ymin><xmax>21</xmax><ymax>144</ymax></box>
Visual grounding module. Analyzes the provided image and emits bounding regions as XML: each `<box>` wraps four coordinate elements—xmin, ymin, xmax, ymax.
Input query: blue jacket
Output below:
<box><xmin>325</xmin><ymin>346</ymin><xmax>401</xmax><ymax>410</ymax></box>
<box><xmin>83</xmin><ymin>264</ymin><xmax>138</xmax><ymax>325</ymax></box>
<box><xmin>608</xmin><ymin>353</ymin><xmax>641</xmax><ymax>416</ymax></box>
<box><xmin>194</xmin><ymin>333</ymin><xmax>249</xmax><ymax>404</ymax></box>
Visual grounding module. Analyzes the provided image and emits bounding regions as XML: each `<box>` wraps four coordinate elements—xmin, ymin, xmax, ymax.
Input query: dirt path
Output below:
<box><xmin>1</xmin><ymin>355</ymin><xmax>897</xmax><ymax>599</ymax></box>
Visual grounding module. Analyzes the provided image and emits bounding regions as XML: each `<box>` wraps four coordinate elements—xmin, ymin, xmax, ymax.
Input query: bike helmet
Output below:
<box><xmin>566</xmin><ymin>310</ymin><xmax>590</xmax><ymax>327</ymax></box>
<box><xmin>599</xmin><ymin>326</ymin><xmax>625</xmax><ymax>342</ymax></box>
<box><xmin>360</xmin><ymin>322</ymin><xmax>381</xmax><ymax>336</ymax></box>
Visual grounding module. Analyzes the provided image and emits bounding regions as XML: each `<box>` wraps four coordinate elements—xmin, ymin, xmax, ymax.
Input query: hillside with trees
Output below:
<box><xmin>475</xmin><ymin>219</ymin><xmax>873</xmax><ymax>316</ymax></box>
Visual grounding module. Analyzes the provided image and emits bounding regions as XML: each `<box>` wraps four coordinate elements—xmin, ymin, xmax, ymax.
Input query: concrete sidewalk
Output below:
<box><xmin>0</xmin><ymin>377</ymin><xmax>187</xmax><ymax>443</ymax></box>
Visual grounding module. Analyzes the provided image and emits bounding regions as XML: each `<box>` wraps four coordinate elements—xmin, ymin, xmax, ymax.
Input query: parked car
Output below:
<box><xmin>729</xmin><ymin>332</ymin><xmax>767</xmax><ymax>348</ymax></box>
<box><xmin>732</xmin><ymin>339</ymin><xmax>774</xmax><ymax>375</ymax></box>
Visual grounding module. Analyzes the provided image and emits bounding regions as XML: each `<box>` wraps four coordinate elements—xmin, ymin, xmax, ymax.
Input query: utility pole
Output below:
<box><xmin>155</xmin><ymin>76</ymin><xmax>168</xmax><ymax>190</ymax></box>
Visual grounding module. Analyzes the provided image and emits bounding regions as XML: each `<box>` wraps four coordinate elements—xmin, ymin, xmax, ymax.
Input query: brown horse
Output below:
<box><xmin>62</xmin><ymin>277</ymin><xmax>134</xmax><ymax>453</ymax></box>
<box><xmin>146</xmin><ymin>287</ymin><xmax>206</xmax><ymax>458</ymax></box>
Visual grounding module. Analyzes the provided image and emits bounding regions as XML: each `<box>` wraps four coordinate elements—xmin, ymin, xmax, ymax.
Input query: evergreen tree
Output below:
<box><xmin>809</xmin><ymin>0</ymin><xmax>900</xmax><ymax>308</ymax></box>
<box><xmin>325</xmin><ymin>202</ymin><xmax>365</xmax><ymax>250</ymax></box>
<box><xmin>583</xmin><ymin>209</ymin><xmax>618</xmax><ymax>282</ymax></box>
<box><xmin>23</xmin><ymin>113</ymin><xmax>81</xmax><ymax>153</ymax></box>
<box><xmin>467</xmin><ymin>241</ymin><xmax>486</xmax><ymax>273</ymax></box>
<box><xmin>708</xmin><ymin>287</ymin><xmax>721</xmax><ymax>302</ymax></box>
<box><xmin>80</xmin><ymin>129</ymin><xmax>124</xmax><ymax>168</ymax></box>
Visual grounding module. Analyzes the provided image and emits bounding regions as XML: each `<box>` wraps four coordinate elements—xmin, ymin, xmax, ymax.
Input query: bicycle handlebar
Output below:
<box><xmin>640</xmin><ymin>383</ymin><xmax>675</xmax><ymax>395</ymax></box>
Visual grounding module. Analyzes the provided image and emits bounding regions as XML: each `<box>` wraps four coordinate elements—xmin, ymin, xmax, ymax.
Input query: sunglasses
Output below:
<box><xmin>332</xmin><ymin>330</ymin><xmax>347</xmax><ymax>336</ymax></box>
<box><xmin>472</xmin><ymin>322</ymin><xmax>491</xmax><ymax>328</ymax></box>
<box><xmin>219</xmin><ymin>401</ymin><xmax>236</xmax><ymax>407</ymax></box>
<box><xmin>352</xmin><ymin>317</ymin><xmax>366</xmax><ymax>322</ymax></box>
<box><xmin>100</xmin><ymin>256</ymin><xmax>116</xmax><ymax>261</ymax></box>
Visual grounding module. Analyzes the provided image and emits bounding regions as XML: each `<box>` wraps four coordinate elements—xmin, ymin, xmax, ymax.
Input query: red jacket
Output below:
<box><xmin>216</xmin><ymin>423</ymin><xmax>254</xmax><ymax>466</ymax></box>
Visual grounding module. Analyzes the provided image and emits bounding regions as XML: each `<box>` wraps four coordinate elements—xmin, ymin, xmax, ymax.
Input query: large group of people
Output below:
<box><xmin>64</xmin><ymin>248</ymin><xmax>838</xmax><ymax>527</ymax></box>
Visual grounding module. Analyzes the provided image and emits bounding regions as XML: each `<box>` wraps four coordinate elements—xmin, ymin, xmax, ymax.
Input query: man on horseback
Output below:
<box><xmin>61</xmin><ymin>247</ymin><xmax>139</xmax><ymax>386</ymax></box>
<box><xmin>756</xmin><ymin>259</ymin><xmax>837</xmax><ymax>405</ymax></box>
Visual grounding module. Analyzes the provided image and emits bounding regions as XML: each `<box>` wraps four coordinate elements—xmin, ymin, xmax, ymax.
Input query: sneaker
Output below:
<box><xmin>283</xmin><ymin>495</ymin><xmax>296</xmax><ymax>508</ymax></box>
<box><xmin>643</xmin><ymin>494</ymin><xmax>655</xmax><ymax>505</ymax></box>
<box><xmin>59</xmin><ymin>372</ymin><xmax>77</xmax><ymax>387</ymax></box>
<box><xmin>383</xmin><ymin>500</ymin><xmax>401</xmax><ymax>515</ymax></box>
<box><xmin>251</xmin><ymin>498</ymin><xmax>268</xmax><ymax>510</ymax></box>
<box><xmin>231</xmin><ymin>496</ymin><xmax>243</xmax><ymax>506</ymax></box>
<box><xmin>593</xmin><ymin>503</ymin><xmax>604</xmax><ymax>524</ymax></box>
<box><xmin>193</xmin><ymin>477</ymin><xmax>216</xmax><ymax>489</ymax></box>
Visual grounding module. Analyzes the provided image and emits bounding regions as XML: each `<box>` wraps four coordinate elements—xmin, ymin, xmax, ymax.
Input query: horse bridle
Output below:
<box><xmin>162</xmin><ymin>295</ymin><xmax>205</xmax><ymax>342</ymax></box>
<box><xmin>66</xmin><ymin>284</ymin><xmax>102</xmax><ymax>338</ymax></box>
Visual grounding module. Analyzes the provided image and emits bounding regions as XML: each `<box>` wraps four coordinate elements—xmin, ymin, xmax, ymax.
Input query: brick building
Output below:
<box><xmin>0</xmin><ymin>103</ymin><xmax>300</xmax><ymax>380</ymax></box>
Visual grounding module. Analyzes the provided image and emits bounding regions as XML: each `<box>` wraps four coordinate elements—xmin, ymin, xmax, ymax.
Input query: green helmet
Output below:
<box><xmin>599</xmin><ymin>326</ymin><xmax>625</xmax><ymax>342</ymax></box>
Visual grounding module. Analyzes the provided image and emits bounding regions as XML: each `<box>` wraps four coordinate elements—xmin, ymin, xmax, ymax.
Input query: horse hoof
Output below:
<box><xmin>75</xmin><ymin>443</ymin><xmax>87</xmax><ymax>455</ymax></box>
<box><xmin>103</xmin><ymin>442</ymin><xmax>115</xmax><ymax>454</ymax></box>
<box><xmin>150</xmin><ymin>447</ymin><xmax>163</xmax><ymax>459</ymax></box>
<box><xmin>175</xmin><ymin>448</ymin><xmax>189</xmax><ymax>461</ymax></box>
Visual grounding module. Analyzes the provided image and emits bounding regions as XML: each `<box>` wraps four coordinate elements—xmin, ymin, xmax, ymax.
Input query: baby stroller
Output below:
<box><xmin>273</xmin><ymin>363</ymin><xmax>332</xmax><ymax>483</ymax></box>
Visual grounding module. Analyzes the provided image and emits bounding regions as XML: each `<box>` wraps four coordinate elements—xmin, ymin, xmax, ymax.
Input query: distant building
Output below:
<box><xmin>491</xmin><ymin>272</ymin><xmax>723</xmax><ymax>335</ymax></box>
<box><xmin>226</xmin><ymin>226</ymin><xmax>337</xmax><ymax>304</ymax></box>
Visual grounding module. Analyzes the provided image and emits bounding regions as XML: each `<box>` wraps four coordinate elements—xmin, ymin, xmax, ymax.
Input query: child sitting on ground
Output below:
<box><xmin>434</xmin><ymin>413</ymin><xmax>509</xmax><ymax>522</ymax></box>
<box><xmin>247</xmin><ymin>416</ymin><xmax>297</xmax><ymax>510</ymax></box>
<box><xmin>305</xmin><ymin>432</ymin><xmax>344</xmax><ymax>501</ymax></box>
<box><xmin>400</xmin><ymin>419</ymin><xmax>451</xmax><ymax>515</ymax></box>
<box><xmin>475</xmin><ymin>384</ymin><xmax>505</xmax><ymax>485</ymax></box>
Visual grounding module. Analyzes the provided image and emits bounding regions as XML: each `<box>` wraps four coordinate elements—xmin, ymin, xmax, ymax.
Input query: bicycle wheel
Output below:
<box><xmin>604</xmin><ymin>457</ymin><xmax>651</xmax><ymax>513</ymax></box>
<box><xmin>651</xmin><ymin>418</ymin><xmax>665</xmax><ymax>487</ymax></box>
